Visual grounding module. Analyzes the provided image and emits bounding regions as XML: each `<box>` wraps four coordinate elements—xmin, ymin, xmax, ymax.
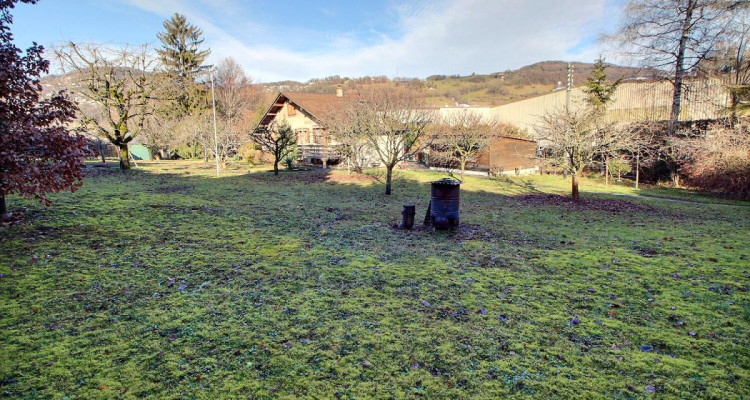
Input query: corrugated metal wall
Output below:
<box><xmin>490</xmin><ymin>77</ymin><xmax>732</xmax><ymax>132</ymax></box>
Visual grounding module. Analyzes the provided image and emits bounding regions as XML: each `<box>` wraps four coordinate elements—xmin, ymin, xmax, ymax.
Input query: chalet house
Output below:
<box><xmin>254</xmin><ymin>85</ymin><xmax>355</xmax><ymax>167</ymax></box>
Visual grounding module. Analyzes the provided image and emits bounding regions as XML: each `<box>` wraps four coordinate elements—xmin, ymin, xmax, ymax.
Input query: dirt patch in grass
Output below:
<box><xmin>324</xmin><ymin>173</ymin><xmax>380</xmax><ymax>184</ymax></box>
<box><xmin>244</xmin><ymin>170</ymin><xmax>330</xmax><ymax>184</ymax></box>
<box><xmin>243</xmin><ymin>170</ymin><xmax>381</xmax><ymax>185</ymax></box>
<box><xmin>150</xmin><ymin>185</ymin><xmax>194</xmax><ymax>194</ymax></box>
<box><xmin>514</xmin><ymin>193</ymin><xmax>658</xmax><ymax>213</ymax></box>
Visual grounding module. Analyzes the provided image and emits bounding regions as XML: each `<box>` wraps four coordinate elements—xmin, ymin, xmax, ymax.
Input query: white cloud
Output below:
<box><xmin>124</xmin><ymin>0</ymin><xmax>621</xmax><ymax>82</ymax></box>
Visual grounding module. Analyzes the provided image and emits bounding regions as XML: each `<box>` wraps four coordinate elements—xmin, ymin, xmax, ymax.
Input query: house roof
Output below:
<box><xmin>256</xmin><ymin>91</ymin><xmax>359</xmax><ymax>130</ymax></box>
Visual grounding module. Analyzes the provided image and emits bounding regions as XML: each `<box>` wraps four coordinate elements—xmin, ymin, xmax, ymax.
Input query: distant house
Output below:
<box><xmin>254</xmin><ymin>85</ymin><xmax>355</xmax><ymax>168</ymax></box>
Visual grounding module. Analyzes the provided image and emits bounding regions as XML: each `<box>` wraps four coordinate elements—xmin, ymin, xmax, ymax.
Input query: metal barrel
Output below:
<box><xmin>430</xmin><ymin>178</ymin><xmax>460</xmax><ymax>229</ymax></box>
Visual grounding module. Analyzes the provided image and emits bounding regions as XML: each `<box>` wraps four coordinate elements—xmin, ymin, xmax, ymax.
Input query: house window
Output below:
<box><xmin>287</xmin><ymin>104</ymin><xmax>296</xmax><ymax>116</ymax></box>
<box><xmin>295</xmin><ymin>129</ymin><xmax>310</xmax><ymax>144</ymax></box>
<box><xmin>313</xmin><ymin>128</ymin><xmax>325</xmax><ymax>145</ymax></box>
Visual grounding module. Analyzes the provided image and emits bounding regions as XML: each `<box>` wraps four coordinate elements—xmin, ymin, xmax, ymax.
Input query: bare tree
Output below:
<box><xmin>215</xmin><ymin>58</ymin><xmax>259</xmax><ymax>123</ymax></box>
<box><xmin>335</xmin><ymin>87</ymin><xmax>433</xmax><ymax>195</ymax></box>
<box><xmin>611</xmin><ymin>0</ymin><xmax>737</xmax><ymax>184</ymax></box>
<box><xmin>674</xmin><ymin>121</ymin><xmax>750</xmax><ymax>196</ymax></box>
<box><xmin>430</xmin><ymin>110</ymin><xmax>498</xmax><ymax>181</ymax></box>
<box><xmin>709</xmin><ymin>4</ymin><xmax>750</xmax><ymax>123</ymax></box>
<box><xmin>621</xmin><ymin>121</ymin><xmax>660</xmax><ymax>189</ymax></box>
<box><xmin>212</xmin><ymin>58</ymin><xmax>262</xmax><ymax>165</ymax></box>
<box><xmin>534</xmin><ymin>108</ymin><xmax>619</xmax><ymax>199</ymax></box>
<box><xmin>326</xmin><ymin>100</ymin><xmax>376</xmax><ymax>174</ymax></box>
<box><xmin>173</xmin><ymin>113</ymin><xmax>214</xmax><ymax>164</ymax></box>
<box><xmin>252</xmin><ymin>120</ymin><xmax>297</xmax><ymax>175</ymax></box>
<box><xmin>54</xmin><ymin>42</ymin><xmax>161</xmax><ymax>170</ymax></box>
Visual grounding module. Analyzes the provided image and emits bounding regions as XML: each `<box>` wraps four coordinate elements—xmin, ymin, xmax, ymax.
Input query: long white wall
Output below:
<box><xmin>489</xmin><ymin>77</ymin><xmax>731</xmax><ymax>133</ymax></box>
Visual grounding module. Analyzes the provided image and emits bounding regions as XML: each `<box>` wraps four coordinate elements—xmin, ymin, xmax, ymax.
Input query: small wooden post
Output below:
<box><xmin>400</xmin><ymin>204</ymin><xmax>416</xmax><ymax>229</ymax></box>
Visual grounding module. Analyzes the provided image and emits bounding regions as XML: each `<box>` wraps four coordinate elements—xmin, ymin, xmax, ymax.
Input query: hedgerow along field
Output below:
<box><xmin>0</xmin><ymin>161</ymin><xmax>747</xmax><ymax>399</ymax></box>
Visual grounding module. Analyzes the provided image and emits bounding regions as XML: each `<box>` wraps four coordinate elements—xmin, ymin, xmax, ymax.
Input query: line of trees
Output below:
<box><xmin>610</xmin><ymin>0</ymin><xmax>747</xmax><ymax>186</ymax></box>
<box><xmin>532</xmin><ymin>0</ymin><xmax>749</xmax><ymax>199</ymax></box>
<box><xmin>53</xmin><ymin>13</ymin><xmax>265</xmax><ymax>172</ymax></box>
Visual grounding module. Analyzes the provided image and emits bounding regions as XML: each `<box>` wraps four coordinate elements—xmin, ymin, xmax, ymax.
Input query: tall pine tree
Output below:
<box><xmin>584</xmin><ymin>58</ymin><xmax>624</xmax><ymax>186</ymax></box>
<box><xmin>583</xmin><ymin>57</ymin><xmax>622</xmax><ymax>110</ymax></box>
<box><xmin>157</xmin><ymin>13</ymin><xmax>210</xmax><ymax>78</ymax></box>
<box><xmin>157</xmin><ymin>13</ymin><xmax>210</xmax><ymax>117</ymax></box>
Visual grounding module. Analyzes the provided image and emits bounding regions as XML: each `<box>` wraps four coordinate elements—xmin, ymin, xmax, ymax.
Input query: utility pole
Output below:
<box><xmin>210</xmin><ymin>71</ymin><xmax>220</xmax><ymax>177</ymax></box>
<box><xmin>566</xmin><ymin>63</ymin><xmax>573</xmax><ymax>112</ymax></box>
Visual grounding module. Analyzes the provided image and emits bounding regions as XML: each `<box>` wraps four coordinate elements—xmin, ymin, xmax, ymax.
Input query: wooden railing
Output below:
<box><xmin>298</xmin><ymin>144</ymin><xmax>341</xmax><ymax>160</ymax></box>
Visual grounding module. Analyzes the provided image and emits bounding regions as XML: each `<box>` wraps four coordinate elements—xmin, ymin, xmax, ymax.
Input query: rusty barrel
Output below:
<box><xmin>430</xmin><ymin>178</ymin><xmax>460</xmax><ymax>230</ymax></box>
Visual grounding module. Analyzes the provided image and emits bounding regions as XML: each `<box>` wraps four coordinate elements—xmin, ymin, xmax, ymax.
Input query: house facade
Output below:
<box><xmin>254</xmin><ymin>87</ymin><xmax>355</xmax><ymax>167</ymax></box>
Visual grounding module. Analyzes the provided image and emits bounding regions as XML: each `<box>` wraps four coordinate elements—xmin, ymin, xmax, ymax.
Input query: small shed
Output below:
<box><xmin>475</xmin><ymin>136</ymin><xmax>537</xmax><ymax>174</ymax></box>
<box><xmin>130</xmin><ymin>144</ymin><xmax>153</xmax><ymax>160</ymax></box>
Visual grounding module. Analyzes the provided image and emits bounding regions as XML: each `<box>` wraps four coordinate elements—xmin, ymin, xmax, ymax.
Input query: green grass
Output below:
<box><xmin>1</xmin><ymin>161</ymin><xmax>748</xmax><ymax>399</ymax></box>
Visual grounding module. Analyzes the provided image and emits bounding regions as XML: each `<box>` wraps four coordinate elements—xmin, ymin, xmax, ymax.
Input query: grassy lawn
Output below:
<box><xmin>1</xmin><ymin>161</ymin><xmax>748</xmax><ymax>399</ymax></box>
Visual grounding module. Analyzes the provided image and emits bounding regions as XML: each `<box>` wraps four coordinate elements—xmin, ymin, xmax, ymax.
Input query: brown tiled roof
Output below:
<box><xmin>283</xmin><ymin>91</ymin><xmax>358</xmax><ymax>123</ymax></box>
<box><xmin>256</xmin><ymin>91</ymin><xmax>359</xmax><ymax>130</ymax></box>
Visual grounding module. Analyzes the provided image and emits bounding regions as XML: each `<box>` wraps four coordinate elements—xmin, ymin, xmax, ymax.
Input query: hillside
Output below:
<box><xmin>262</xmin><ymin>61</ymin><xmax>659</xmax><ymax>107</ymax></box>
<box><xmin>41</xmin><ymin>61</ymin><xmax>658</xmax><ymax>109</ymax></box>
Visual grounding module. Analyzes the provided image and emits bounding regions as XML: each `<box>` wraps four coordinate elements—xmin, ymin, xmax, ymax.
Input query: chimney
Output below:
<box><xmin>336</xmin><ymin>84</ymin><xmax>343</xmax><ymax>98</ymax></box>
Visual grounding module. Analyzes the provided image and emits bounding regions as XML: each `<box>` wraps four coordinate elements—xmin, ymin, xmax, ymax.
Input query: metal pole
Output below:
<box><xmin>566</xmin><ymin>63</ymin><xmax>573</xmax><ymax>112</ymax></box>
<box><xmin>210</xmin><ymin>71</ymin><xmax>220</xmax><ymax>177</ymax></box>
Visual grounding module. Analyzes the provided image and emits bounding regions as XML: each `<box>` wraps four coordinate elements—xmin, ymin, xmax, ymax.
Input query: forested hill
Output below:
<box><xmin>40</xmin><ymin>61</ymin><xmax>657</xmax><ymax>108</ymax></box>
<box><xmin>263</xmin><ymin>61</ymin><xmax>659</xmax><ymax>107</ymax></box>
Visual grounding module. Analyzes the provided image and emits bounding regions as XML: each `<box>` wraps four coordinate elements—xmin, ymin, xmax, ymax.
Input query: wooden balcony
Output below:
<box><xmin>298</xmin><ymin>144</ymin><xmax>341</xmax><ymax>162</ymax></box>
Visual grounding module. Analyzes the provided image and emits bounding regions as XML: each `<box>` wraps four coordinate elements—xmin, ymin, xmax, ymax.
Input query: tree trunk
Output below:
<box><xmin>668</xmin><ymin>1</ymin><xmax>694</xmax><ymax>137</ymax></box>
<box><xmin>460</xmin><ymin>159</ymin><xmax>466</xmax><ymax>182</ymax></box>
<box><xmin>273</xmin><ymin>160</ymin><xmax>279</xmax><ymax>175</ymax></box>
<box><xmin>118</xmin><ymin>144</ymin><xmax>131</xmax><ymax>170</ymax></box>
<box><xmin>662</xmin><ymin>1</ymin><xmax>695</xmax><ymax>182</ymax></box>
<box><xmin>667</xmin><ymin>162</ymin><xmax>680</xmax><ymax>187</ymax></box>
<box><xmin>0</xmin><ymin>193</ymin><xmax>9</xmax><ymax>221</ymax></box>
<box><xmin>98</xmin><ymin>143</ymin><xmax>106</xmax><ymax>163</ymax></box>
<box><xmin>571</xmin><ymin>173</ymin><xmax>580</xmax><ymax>200</ymax></box>
<box><xmin>385</xmin><ymin>165</ymin><xmax>394</xmax><ymax>195</ymax></box>
<box><xmin>604</xmin><ymin>152</ymin><xmax>610</xmax><ymax>186</ymax></box>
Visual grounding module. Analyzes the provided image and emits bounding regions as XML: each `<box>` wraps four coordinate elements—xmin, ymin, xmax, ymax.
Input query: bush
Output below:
<box><xmin>238</xmin><ymin>143</ymin><xmax>260</xmax><ymax>165</ymax></box>
<box><xmin>679</xmin><ymin>123</ymin><xmax>750</xmax><ymax>198</ymax></box>
<box><xmin>486</xmin><ymin>83</ymin><xmax>509</xmax><ymax>95</ymax></box>
<box><xmin>283</xmin><ymin>149</ymin><xmax>298</xmax><ymax>170</ymax></box>
<box><xmin>609</xmin><ymin>156</ymin><xmax>632</xmax><ymax>181</ymax></box>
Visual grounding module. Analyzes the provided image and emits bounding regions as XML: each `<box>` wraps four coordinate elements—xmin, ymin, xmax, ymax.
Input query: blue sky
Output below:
<box><xmin>11</xmin><ymin>0</ymin><xmax>625</xmax><ymax>82</ymax></box>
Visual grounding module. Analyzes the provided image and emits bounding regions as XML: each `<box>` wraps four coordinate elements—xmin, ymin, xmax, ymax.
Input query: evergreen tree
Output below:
<box><xmin>156</xmin><ymin>13</ymin><xmax>210</xmax><ymax>117</ymax></box>
<box><xmin>584</xmin><ymin>58</ymin><xmax>625</xmax><ymax>186</ymax></box>
<box><xmin>157</xmin><ymin>13</ymin><xmax>210</xmax><ymax>79</ymax></box>
<box><xmin>583</xmin><ymin>57</ymin><xmax>622</xmax><ymax>110</ymax></box>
